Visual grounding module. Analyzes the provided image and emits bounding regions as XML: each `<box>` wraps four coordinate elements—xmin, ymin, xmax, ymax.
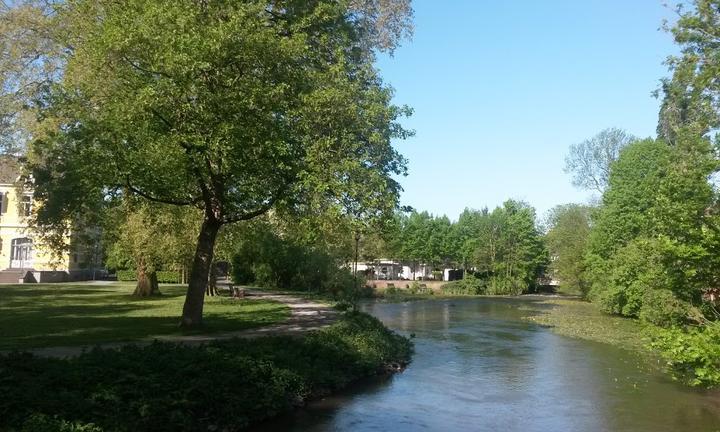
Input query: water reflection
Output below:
<box><xmin>257</xmin><ymin>298</ymin><xmax>720</xmax><ymax>432</ymax></box>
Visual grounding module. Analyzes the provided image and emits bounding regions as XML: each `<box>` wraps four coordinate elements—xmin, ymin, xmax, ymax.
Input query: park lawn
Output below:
<box><xmin>0</xmin><ymin>282</ymin><xmax>290</xmax><ymax>350</ymax></box>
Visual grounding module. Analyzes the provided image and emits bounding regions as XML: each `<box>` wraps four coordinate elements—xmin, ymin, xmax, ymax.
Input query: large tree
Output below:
<box><xmin>657</xmin><ymin>0</ymin><xmax>720</xmax><ymax>143</ymax></box>
<box><xmin>19</xmin><ymin>0</ymin><xmax>413</xmax><ymax>327</ymax></box>
<box><xmin>585</xmin><ymin>136</ymin><xmax>720</xmax><ymax>320</ymax></box>
<box><xmin>543</xmin><ymin>203</ymin><xmax>592</xmax><ymax>295</ymax></box>
<box><xmin>564</xmin><ymin>128</ymin><xmax>636</xmax><ymax>193</ymax></box>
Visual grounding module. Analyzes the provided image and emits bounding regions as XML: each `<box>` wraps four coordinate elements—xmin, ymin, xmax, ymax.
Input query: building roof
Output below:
<box><xmin>0</xmin><ymin>156</ymin><xmax>21</xmax><ymax>184</ymax></box>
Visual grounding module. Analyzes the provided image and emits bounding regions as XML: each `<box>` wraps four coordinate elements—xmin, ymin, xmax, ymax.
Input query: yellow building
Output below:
<box><xmin>0</xmin><ymin>156</ymin><xmax>101</xmax><ymax>283</ymax></box>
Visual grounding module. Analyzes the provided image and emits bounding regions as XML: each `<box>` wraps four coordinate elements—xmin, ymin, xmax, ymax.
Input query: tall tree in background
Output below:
<box><xmin>16</xmin><ymin>0</ymin><xmax>413</xmax><ymax>327</ymax></box>
<box><xmin>0</xmin><ymin>1</ymin><xmax>64</xmax><ymax>155</ymax></box>
<box><xmin>564</xmin><ymin>128</ymin><xmax>637</xmax><ymax>193</ymax></box>
<box><xmin>104</xmin><ymin>201</ymin><xmax>201</xmax><ymax>296</ymax></box>
<box><xmin>585</xmin><ymin>136</ymin><xmax>720</xmax><ymax>322</ymax></box>
<box><xmin>657</xmin><ymin>0</ymin><xmax>720</xmax><ymax>143</ymax></box>
<box><xmin>544</xmin><ymin>204</ymin><xmax>592</xmax><ymax>295</ymax></box>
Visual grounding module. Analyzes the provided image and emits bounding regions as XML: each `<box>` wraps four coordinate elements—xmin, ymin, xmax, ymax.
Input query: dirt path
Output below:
<box><xmin>14</xmin><ymin>289</ymin><xmax>338</xmax><ymax>359</ymax></box>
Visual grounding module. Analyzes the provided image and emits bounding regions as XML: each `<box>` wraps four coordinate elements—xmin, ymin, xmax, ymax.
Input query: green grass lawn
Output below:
<box><xmin>0</xmin><ymin>282</ymin><xmax>290</xmax><ymax>350</ymax></box>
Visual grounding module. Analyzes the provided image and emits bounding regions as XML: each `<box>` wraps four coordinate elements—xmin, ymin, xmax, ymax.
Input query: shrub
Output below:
<box><xmin>115</xmin><ymin>269</ymin><xmax>136</xmax><ymax>282</ymax></box>
<box><xmin>230</xmin><ymin>229</ymin><xmax>347</xmax><ymax>293</ymax></box>
<box><xmin>114</xmin><ymin>270</ymin><xmax>180</xmax><ymax>284</ymax></box>
<box><xmin>639</xmin><ymin>289</ymin><xmax>693</xmax><ymax>327</ymax></box>
<box><xmin>650</xmin><ymin>322</ymin><xmax>720</xmax><ymax>388</ymax></box>
<box><xmin>589</xmin><ymin>237</ymin><xmax>705</xmax><ymax>323</ymax></box>
<box><xmin>0</xmin><ymin>313</ymin><xmax>412</xmax><ymax>432</ymax></box>
<box><xmin>20</xmin><ymin>414</ymin><xmax>103</xmax><ymax>432</ymax></box>
<box><xmin>442</xmin><ymin>274</ymin><xmax>486</xmax><ymax>295</ymax></box>
<box><xmin>407</xmin><ymin>281</ymin><xmax>433</xmax><ymax>295</ymax></box>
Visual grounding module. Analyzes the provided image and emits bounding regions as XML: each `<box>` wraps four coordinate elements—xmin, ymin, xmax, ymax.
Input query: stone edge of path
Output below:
<box><xmin>4</xmin><ymin>289</ymin><xmax>339</xmax><ymax>359</ymax></box>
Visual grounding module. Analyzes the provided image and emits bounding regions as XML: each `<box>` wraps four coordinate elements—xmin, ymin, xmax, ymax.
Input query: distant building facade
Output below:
<box><xmin>0</xmin><ymin>157</ymin><xmax>101</xmax><ymax>283</ymax></box>
<box><xmin>355</xmin><ymin>259</ymin><xmax>448</xmax><ymax>281</ymax></box>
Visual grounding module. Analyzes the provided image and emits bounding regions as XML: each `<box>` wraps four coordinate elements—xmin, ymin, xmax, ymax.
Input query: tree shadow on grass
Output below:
<box><xmin>0</xmin><ymin>300</ymin><xmax>289</xmax><ymax>350</ymax></box>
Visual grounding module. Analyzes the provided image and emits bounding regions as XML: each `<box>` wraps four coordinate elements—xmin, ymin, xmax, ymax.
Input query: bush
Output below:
<box><xmin>407</xmin><ymin>281</ymin><xmax>433</xmax><ymax>295</ymax></box>
<box><xmin>589</xmin><ymin>237</ymin><xmax>705</xmax><ymax>323</ymax></box>
<box><xmin>20</xmin><ymin>414</ymin><xmax>102</xmax><ymax>432</ymax></box>
<box><xmin>230</xmin><ymin>229</ymin><xmax>345</xmax><ymax>293</ymax></box>
<box><xmin>442</xmin><ymin>274</ymin><xmax>486</xmax><ymax>295</ymax></box>
<box><xmin>115</xmin><ymin>269</ymin><xmax>136</xmax><ymax>282</ymax></box>
<box><xmin>639</xmin><ymin>289</ymin><xmax>693</xmax><ymax>327</ymax></box>
<box><xmin>114</xmin><ymin>270</ymin><xmax>180</xmax><ymax>284</ymax></box>
<box><xmin>650</xmin><ymin>322</ymin><xmax>720</xmax><ymax>388</ymax></box>
<box><xmin>0</xmin><ymin>312</ymin><xmax>412</xmax><ymax>432</ymax></box>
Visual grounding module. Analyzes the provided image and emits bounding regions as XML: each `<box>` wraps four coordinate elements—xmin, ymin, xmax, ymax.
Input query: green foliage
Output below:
<box><xmin>15</xmin><ymin>0</ymin><xmax>412</xmax><ymax>324</ymax></box>
<box><xmin>230</xmin><ymin>223</ymin><xmax>351</xmax><ymax>294</ymax></box>
<box><xmin>658</xmin><ymin>0</ymin><xmax>720</xmax><ymax>142</ymax></box>
<box><xmin>471</xmin><ymin>201</ymin><xmax>548</xmax><ymax>294</ymax></box>
<box><xmin>407</xmin><ymin>281</ymin><xmax>433</xmax><ymax>295</ymax></box>
<box><xmin>19</xmin><ymin>415</ymin><xmax>103</xmax><ymax>432</ymax></box>
<box><xmin>114</xmin><ymin>270</ymin><xmax>135</xmax><ymax>282</ymax></box>
<box><xmin>115</xmin><ymin>270</ymin><xmax>180</xmax><ymax>284</ymax></box>
<box><xmin>441</xmin><ymin>273</ymin><xmax>486</xmax><ymax>295</ymax></box>
<box><xmin>586</xmin><ymin>137</ymin><xmax>720</xmax><ymax>321</ymax></box>
<box><xmin>650</xmin><ymin>322</ymin><xmax>720</xmax><ymax>388</ymax></box>
<box><xmin>395</xmin><ymin>211</ymin><xmax>455</xmax><ymax>267</ymax></box>
<box><xmin>103</xmin><ymin>203</ymin><xmax>200</xmax><ymax>276</ymax></box>
<box><xmin>544</xmin><ymin>204</ymin><xmax>592</xmax><ymax>295</ymax></box>
<box><xmin>0</xmin><ymin>312</ymin><xmax>412</xmax><ymax>432</ymax></box>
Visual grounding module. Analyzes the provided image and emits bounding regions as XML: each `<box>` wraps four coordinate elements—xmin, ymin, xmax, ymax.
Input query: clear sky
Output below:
<box><xmin>376</xmin><ymin>0</ymin><xmax>677</xmax><ymax>221</ymax></box>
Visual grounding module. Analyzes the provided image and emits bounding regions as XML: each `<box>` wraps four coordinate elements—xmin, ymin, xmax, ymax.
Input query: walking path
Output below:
<box><xmin>16</xmin><ymin>289</ymin><xmax>339</xmax><ymax>359</ymax></box>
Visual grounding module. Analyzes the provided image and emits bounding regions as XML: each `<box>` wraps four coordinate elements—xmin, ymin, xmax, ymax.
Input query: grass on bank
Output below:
<box><xmin>0</xmin><ymin>311</ymin><xmax>413</xmax><ymax>432</ymax></box>
<box><xmin>0</xmin><ymin>282</ymin><xmax>290</xmax><ymax>350</ymax></box>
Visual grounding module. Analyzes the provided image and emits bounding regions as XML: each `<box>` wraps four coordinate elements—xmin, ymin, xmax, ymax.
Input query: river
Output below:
<box><xmin>260</xmin><ymin>297</ymin><xmax>720</xmax><ymax>431</ymax></box>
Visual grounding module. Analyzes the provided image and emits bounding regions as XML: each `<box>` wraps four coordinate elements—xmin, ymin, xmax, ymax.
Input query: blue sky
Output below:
<box><xmin>376</xmin><ymin>0</ymin><xmax>677</xmax><ymax>221</ymax></box>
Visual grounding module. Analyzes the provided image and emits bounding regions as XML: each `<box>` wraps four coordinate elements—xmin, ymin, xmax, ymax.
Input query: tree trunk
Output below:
<box><xmin>206</xmin><ymin>262</ymin><xmax>218</xmax><ymax>296</ymax></box>
<box><xmin>134</xmin><ymin>260</ymin><xmax>160</xmax><ymax>297</ymax></box>
<box><xmin>180</xmin><ymin>216</ymin><xmax>221</xmax><ymax>328</ymax></box>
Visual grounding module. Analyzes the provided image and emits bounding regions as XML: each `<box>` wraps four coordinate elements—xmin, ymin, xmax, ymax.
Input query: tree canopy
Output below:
<box><xmin>15</xmin><ymin>0</ymin><xmax>413</xmax><ymax>327</ymax></box>
<box><xmin>564</xmin><ymin>128</ymin><xmax>636</xmax><ymax>193</ymax></box>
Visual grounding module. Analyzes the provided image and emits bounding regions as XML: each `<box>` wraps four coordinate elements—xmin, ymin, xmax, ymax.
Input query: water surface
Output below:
<box><xmin>261</xmin><ymin>298</ymin><xmax>720</xmax><ymax>431</ymax></box>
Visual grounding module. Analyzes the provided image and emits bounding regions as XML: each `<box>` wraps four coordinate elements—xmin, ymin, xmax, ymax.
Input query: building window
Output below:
<box><xmin>10</xmin><ymin>237</ymin><xmax>33</xmax><ymax>268</ymax></box>
<box><xmin>0</xmin><ymin>192</ymin><xmax>6</xmax><ymax>215</ymax></box>
<box><xmin>20</xmin><ymin>195</ymin><xmax>31</xmax><ymax>217</ymax></box>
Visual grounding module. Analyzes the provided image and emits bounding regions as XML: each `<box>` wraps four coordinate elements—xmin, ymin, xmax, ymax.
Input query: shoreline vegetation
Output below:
<box><xmin>0</xmin><ymin>311</ymin><xmax>413</xmax><ymax>432</ymax></box>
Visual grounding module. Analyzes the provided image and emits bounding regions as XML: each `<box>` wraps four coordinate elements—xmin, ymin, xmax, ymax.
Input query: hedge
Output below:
<box><xmin>0</xmin><ymin>312</ymin><xmax>412</xmax><ymax>431</ymax></box>
<box><xmin>115</xmin><ymin>270</ymin><xmax>181</xmax><ymax>284</ymax></box>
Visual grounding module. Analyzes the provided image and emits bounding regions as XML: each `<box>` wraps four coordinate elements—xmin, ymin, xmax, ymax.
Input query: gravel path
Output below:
<box><xmin>11</xmin><ymin>289</ymin><xmax>338</xmax><ymax>359</ymax></box>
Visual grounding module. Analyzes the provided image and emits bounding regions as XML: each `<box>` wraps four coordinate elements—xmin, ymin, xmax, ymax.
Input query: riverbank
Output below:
<box><xmin>0</xmin><ymin>311</ymin><xmax>413</xmax><ymax>432</ymax></box>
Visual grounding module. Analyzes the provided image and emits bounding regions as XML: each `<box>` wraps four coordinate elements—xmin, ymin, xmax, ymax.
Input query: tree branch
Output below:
<box><xmin>125</xmin><ymin>177</ymin><xmax>199</xmax><ymax>206</ymax></box>
<box><xmin>121</xmin><ymin>55</ymin><xmax>173</xmax><ymax>79</ymax></box>
<box><xmin>222</xmin><ymin>188</ymin><xmax>286</xmax><ymax>224</ymax></box>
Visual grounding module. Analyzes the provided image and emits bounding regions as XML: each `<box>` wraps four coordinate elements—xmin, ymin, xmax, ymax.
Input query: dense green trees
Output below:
<box><xmin>544</xmin><ymin>204</ymin><xmax>592</xmax><ymax>295</ymax></box>
<box><xmin>385</xmin><ymin>202</ymin><xmax>547</xmax><ymax>294</ymax></box>
<box><xmin>584</xmin><ymin>136</ymin><xmax>719</xmax><ymax>325</ymax></box>
<box><xmin>549</xmin><ymin>1</ymin><xmax>720</xmax><ymax>386</ymax></box>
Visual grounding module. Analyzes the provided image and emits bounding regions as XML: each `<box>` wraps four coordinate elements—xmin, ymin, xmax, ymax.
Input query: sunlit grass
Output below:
<box><xmin>0</xmin><ymin>282</ymin><xmax>290</xmax><ymax>350</ymax></box>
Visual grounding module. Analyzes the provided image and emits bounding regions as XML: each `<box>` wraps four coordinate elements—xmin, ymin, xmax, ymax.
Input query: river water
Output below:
<box><xmin>262</xmin><ymin>297</ymin><xmax>720</xmax><ymax>432</ymax></box>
